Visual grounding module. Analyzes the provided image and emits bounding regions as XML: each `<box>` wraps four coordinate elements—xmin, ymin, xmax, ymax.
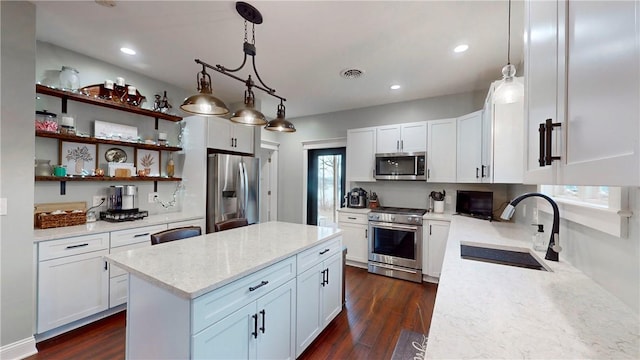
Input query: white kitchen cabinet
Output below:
<box><xmin>376</xmin><ymin>122</ymin><xmax>427</xmax><ymax>153</ymax></box>
<box><xmin>424</xmin><ymin>220</ymin><xmax>450</xmax><ymax>279</ymax></box>
<box><xmin>37</xmin><ymin>233</ymin><xmax>110</xmax><ymax>333</ymax></box>
<box><xmin>524</xmin><ymin>0</ymin><xmax>639</xmax><ymax>186</ymax></box>
<box><xmin>337</xmin><ymin>210</ymin><xmax>368</xmax><ymax>267</ymax></box>
<box><xmin>491</xmin><ymin>82</ymin><xmax>524</xmax><ymax>183</ymax></box>
<box><xmin>208</xmin><ymin>116</ymin><xmax>255</xmax><ymax>154</ymax></box>
<box><xmin>427</xmin><ymin>118</ymin><xmax>457</xmax><ymax>183</ymax></box>
<box><xmin>193</xmin><ymin>278</ymin><xmax>296</xmax><ymax>360</ymax></box>
<box><xmin>346</xmin><ymin>127</ymin><xmax>376</xmax><ymax>182</ymax></box>
<box><xmin>296</xmin><ymin>241</ymin><xmax>343</xmax><ymax>357</ymax></box>
<box><xmin>456</xmin><ymin>111</ymin><xmax>483</xmax><ymax>183</ymax></box>
<box><xmin>109</xmin><ymin>224</ymin><xmax>166</xmax><ymax>307</ymax></box>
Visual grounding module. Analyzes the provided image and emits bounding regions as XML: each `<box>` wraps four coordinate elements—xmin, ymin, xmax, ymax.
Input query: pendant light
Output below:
<box><xmin>230</xmin><ymin>78</ymin><xmax>267</xmax><ymax>125</ymax></box>
<box><xmin>265</xmin><ymin>100</ymin><xmax>296</xmax><ymax>132</ymax></box>
<box><xmin>493</xmin><ymin>0</ymin><xmax>524</xmax><ymax>104</ymax></box>
<box><xmin>180</xmin><ymin>65</ymin><xmax>229</xmax><ymax>116</ymax></box>
<box><xmin>181</xmin><ymin>2</ymin><xmax>294</xmax><ymax>132</ymax></box>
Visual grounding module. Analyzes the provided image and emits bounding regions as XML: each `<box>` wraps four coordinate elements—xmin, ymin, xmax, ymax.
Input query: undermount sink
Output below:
<box><xmin>460</xmin><ymin>243</ymin><xmax>549</xmax><ymax>271</ymax></box>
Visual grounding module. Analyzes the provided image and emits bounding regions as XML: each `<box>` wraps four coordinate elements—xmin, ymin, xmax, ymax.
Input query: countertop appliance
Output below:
<box><xmin>207</xmin><ymin>153</ymin><xmax>259</xmax><ymax>233</ymax></box>
<box><xmin>367</xmin><ymin>206</ymin><xmax>426</xmax><ymax>282</ymax></box>
<box><xmin>374</xmin><ymin>152</ymin><xmax>426</xmax><ymax>180</ymax></box>
<box><xmin>100</xmin><ymin>185</ymin><xmax>149</xmax><ymax>222</ymax></box>
<box><xmin>456</xmin><ymin>190</ymin><xmax>494</xmax><ymax>220</ymax></box>
<box><xmin>348</xmin><ymin>187</ymin><xmax>367</xmax><ymax>208</ymax></box>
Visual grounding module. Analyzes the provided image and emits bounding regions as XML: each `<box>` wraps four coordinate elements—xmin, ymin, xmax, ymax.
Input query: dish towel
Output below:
<box><xmin>391</xmin><ymin>329</ymin><xmax>428</xmax><ymax>360</ymax></box>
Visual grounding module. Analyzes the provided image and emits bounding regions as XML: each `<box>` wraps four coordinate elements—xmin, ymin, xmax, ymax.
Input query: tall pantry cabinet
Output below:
<box><xmin>524</xmin><ymin>0</ymin><xmax>639</xmax><ymax>186</ymax></box>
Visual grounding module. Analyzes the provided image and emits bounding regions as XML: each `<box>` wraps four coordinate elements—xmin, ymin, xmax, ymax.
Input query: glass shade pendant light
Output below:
<box><xmin>180</xmin><ymin>65</ymin><xmax>229</xmax><ymax>116</ymax></box>
<box><xmin>265</xmin><ymin>100</ymin><xmax>296</xmax><ymax>132</ymax></box>
<box><xmin>493</xmin><ymin>0</ymin><xmax>523</xmax><ymax>104</ymax></box>
<box><xmin>230</xmin><ymin>79</ymin><xmax>267</xmax><ymax>125</ymax></box>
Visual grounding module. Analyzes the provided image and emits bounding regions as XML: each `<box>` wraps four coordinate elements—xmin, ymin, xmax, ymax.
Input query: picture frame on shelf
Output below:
<box><xmin>136</xmin><ymin>149</ymin><xmax>160</xmax><ymax>177</ymax></box>
<box><xmin>60</xmin><ymin>141</ymin><xmax>96</xmax><ymax>175</ymax></box>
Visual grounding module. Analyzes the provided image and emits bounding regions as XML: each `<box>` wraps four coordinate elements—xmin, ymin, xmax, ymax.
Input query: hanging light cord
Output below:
<box><xmin>506</xmin><ymin>0</ymin><xmax>512</xmax><ymax>65</ymax></box>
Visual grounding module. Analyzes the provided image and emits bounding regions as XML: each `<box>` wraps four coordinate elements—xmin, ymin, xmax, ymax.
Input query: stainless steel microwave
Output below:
<box><xmin>374</xmin><ymin>152</ymin><xmax>426</xmax><ymax>180</ymax></box>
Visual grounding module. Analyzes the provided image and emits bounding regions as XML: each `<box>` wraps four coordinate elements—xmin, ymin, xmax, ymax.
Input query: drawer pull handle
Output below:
<box><xmin>347</xmin><ymin>217</ymin><xmax>357</xmax><ymax>220</ymax></box>
<box><xmin>319</xmin><ymin>248</ymin><xmax>330</xmax><ymax>255</ymax></box>
<box><xmin>259</xmin><ymin>309</ymin><xmax>266</xmax><ymax>333</ymax></box>
<box><xmin>133</xmin><ymin>233</ymin><xmax>150</xmax><ymax>238</ymax></box>
<box><xmin>66</xmin><ymin>243</ymin><xmax>89</xmax><ymax>249</ymax></box>
<box><xmin>249</xmin><ymin>280</ymin><xmax>269</xmax><ymax>292</ymax></box>
<box><xmin>252</xmin><ymin>314</ymin><xmax>258</xmax><ymax>338</ymax></box>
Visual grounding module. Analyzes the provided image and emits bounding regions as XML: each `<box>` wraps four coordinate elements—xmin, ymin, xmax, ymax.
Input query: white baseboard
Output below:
<box><xmin>0</xmin><ymin>336</ymin><xmax>37</xmax><ymax>360</ymax></box>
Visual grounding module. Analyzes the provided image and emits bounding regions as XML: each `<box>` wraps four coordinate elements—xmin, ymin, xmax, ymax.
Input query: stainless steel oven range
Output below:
<box><xmin>367</xmin><ymin>206</ymin><xmax>426</xmax><ymax>283</ymax></box>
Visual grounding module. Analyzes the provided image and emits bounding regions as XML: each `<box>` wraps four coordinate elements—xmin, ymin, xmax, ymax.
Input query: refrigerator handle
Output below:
<box><xmin>238</xmin><ymin>161</ymin><xmax>245</xmax><ymax>218</ymax></box>
<box><xmin>241</xmin><ymin>161</ymin><xmax>249</xmax><ymax>219</ymax></box>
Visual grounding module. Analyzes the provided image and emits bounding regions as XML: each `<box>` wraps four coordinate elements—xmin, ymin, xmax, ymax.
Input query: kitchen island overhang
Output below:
<box><xmin>106</xmin><ymin>221</ymin><xmax>344</xmax><ymax>359</ymax></box>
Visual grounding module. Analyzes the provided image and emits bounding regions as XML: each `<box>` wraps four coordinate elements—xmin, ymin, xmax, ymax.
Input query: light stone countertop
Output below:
<box><xmin>33</xmin><ymin>212</ymin><xmax>204</xmax><ymax>242</ymax></box>
<box><xmin>425</xmin><ymin>215</ymin><xmax>639</xmax><ymax>359</ymax></box>
<box><xmin>337</xmin><ymin>207</ymin><xmax>371</xmax><ymax>214</ymax></box>
<box><xmin>423</xmin><ymin>211</ymin><xmax>453</xmax><ymax>221</ymax></box>
<box><xmin>105</xmin><ymin>221</ymin><xmax>342</xmax><ymax>300</ymax></box>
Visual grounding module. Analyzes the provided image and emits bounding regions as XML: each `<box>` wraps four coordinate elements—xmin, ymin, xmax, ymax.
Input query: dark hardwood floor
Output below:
<box><xmin>27</xmin><ymin>266</ymin><xmax>437</xmax><ymax>360</ymax></box>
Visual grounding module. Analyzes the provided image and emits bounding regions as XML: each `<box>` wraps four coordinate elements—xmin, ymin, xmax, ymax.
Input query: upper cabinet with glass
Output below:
<box><xmin>523</xmin><ymin>0</ymin><xmax>639</xmax><ymax>186</ymax></box>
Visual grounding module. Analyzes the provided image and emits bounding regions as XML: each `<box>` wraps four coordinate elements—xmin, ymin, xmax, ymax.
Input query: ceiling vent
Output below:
<box><xmin>340</xmin><ymin>68</ymin><xmax>365</xmax><ymax>79</ymax></box>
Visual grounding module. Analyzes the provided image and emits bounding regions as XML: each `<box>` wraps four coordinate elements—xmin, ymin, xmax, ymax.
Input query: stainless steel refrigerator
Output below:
<box><xmin>206</xmin><ymin>153</ymin><xmax>260</xmax><ymax>233</ymax></box>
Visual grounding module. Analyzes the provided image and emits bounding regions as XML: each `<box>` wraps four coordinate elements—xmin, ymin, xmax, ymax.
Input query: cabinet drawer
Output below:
<box><xmin>39</xmin><ymin>233</ymin><xmax>109</xmax><ymax>261</ymax></box>
<box><xmin>192</xmin><ymin>256</ymin><xmax>296</xmax><ymax>334</ymax></box>
<box><xmin>297</xmin><ymin>237</ymin><xmax>342</xmax><ymax>274</ymax></box>
<box><xmin>110</xmin><ymin>241</ymin><xmax>151</xmax><ymax>278</ymax></box>
<box><xmin>110</xmin><ymin>224</ymin><xmax>167</xmax><ymax>248</ymax></box>
<box><xmin>338</xmin><ymin>212</ymin><xmax>368</xmax><ymax>225</ymax></box>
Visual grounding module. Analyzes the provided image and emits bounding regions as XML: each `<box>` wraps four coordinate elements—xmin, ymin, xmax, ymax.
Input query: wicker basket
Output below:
<box><xmin>34</xmin><ymin>202</ymin><xmax>87</xmax><ymax>229</ymax></box>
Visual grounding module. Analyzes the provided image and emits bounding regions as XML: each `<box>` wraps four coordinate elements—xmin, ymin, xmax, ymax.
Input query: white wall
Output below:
<box><xmin>508</xmin><ymin>184</ymin><xmax>640</xmax><ymax>315</ymax></box>
<box><xmin>35</xmin><ymin>42</ymin><xmax>194</xmax><ymax>215</ymax></box>
<box><xmin>274</xmin><ymin>90</ymin><xmax>487</xmax><ymax>224</ymax></box>
<box><xmin>1</xmin><ymin>0</ymin><xmax>37</xmax><ymax>351</ymax></box>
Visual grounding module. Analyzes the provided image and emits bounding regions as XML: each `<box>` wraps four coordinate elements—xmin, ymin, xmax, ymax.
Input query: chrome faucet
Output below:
<box><xmin>500</xmin><ymin>192</ymin><xmax>561</xmax><ymax>261</ymax></box>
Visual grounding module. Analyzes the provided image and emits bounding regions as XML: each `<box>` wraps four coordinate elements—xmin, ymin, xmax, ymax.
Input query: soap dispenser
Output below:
<box><xmin>532</xmin><ymin>224</ymin><xmax>545</xmax><ymax>251</ymax></box>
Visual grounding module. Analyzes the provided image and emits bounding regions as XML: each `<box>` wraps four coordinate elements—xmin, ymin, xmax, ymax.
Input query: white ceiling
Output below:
<box><xmin>33</xmin><ymin>0</ymin><xmax>524</xmax><ymax>119</ymax></box>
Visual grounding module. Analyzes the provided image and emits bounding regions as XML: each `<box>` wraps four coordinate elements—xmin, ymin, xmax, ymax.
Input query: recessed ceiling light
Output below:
<box><xmin>454</xmin><ymin>44</ymin><xmax>469</xmax><ymax>53</ymax></box>
<box><xmin>120</xmin><ymin>47</ymin><xmax>136</xmax><ymax>55</ymax></box>
<box><xmin>390</xmin><ymin>84</ymin><xmax>401</xmax><ymax>90</ymax></box>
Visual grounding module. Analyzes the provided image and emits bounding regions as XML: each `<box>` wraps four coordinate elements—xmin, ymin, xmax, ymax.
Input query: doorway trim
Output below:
<box><xmin>260</xmin><ymin>139</ymin><xmax>279</xmax><ymax>222</ymax></box>
<box><xmin>301</xmin><ymin>137</ymin><xmax>347</xmax><ymax>225</ymax></box>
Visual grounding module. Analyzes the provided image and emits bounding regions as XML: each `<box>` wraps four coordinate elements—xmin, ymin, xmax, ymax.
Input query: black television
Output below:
<box><xmin>456</xmin><ymin>190</ymin><xmax>494</xmax><ymax>220</ymax></box>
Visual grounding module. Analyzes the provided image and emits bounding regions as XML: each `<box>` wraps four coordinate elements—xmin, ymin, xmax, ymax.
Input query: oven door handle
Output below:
<box><xmin>369</xmin><ymin>222</ymin><xmax>419</xmax><ymax>232</ymax></box>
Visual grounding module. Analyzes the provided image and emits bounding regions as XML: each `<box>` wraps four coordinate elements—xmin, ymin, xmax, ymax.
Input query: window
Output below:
<box><xmin>538</xmin><ymin>185</ymin><xmax>630</xmax><ymax>238</ymax></box>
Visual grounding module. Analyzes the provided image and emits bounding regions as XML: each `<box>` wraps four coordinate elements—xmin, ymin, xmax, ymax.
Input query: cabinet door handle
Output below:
<box><xmin>234</xmin><ymin>138</ymin><xmax>238</xmax><ymax>147</ymax></box>
<box><xmin>476</xmin><ymin>167</ymin><xmax>479</xmax><ymax>178</ymax></box>
<box><xmin>544</xmin><ymin>119</ymin><xmax>562</xmax><ymax>165</ymax></box>
<box><xmin>133</xmin><ymin>233</ymin><xmax>150</xmax><ymax>238</ymax></box>
<box><xmin>259</xmin><ymin>309</ymin><xmax>265</xmax><ymax>334</ymax></box>
<box><xmin>481</xmin><ymin>165</ymin><xmax>487</xmax><ymax>178</ymax></box>
<box><xmin>231</xmin><ymin>137</ymin><xmax>235</xmax><ymax>147</ymax></box>
<box><xmin>347</xmin><ymin>216</ymin><xmax>357</xmax><ymax>220</ymax></box>
<box><xmin>396</xmin><ymin>140</ymin><xmax>400</xmax><ymax>150</ymax></box>
<box><xmin>319</xmin><ymin>248</ymin><xmax>330</xmax><ymax>255</ymax></box>
<box><xmin>252</xmin><ymin>313</ymin><xmax>258</xmax><ymax>339</ymax></box>
<box><xmin>248</xmin><ymin>280</ymin><xmax>269</xmax><ymax>292</ymax></box>
<box><xmin>538</xmin><ymin>122</ymin><xmax>546</xmax><ymax>167</ymax></box>
<box><xmin>430</xmin><ymin>225</ymin><xmax>432</xmax><ymax>236</ymax></box>
<box><xmin>401</xmin><ymin>140</ymin><xmax>404</xmax><ymax>150</ymax></box>
<box><xmin>66</xmin><ymin>243</ymin><xmax>89</xmax><ymax>249</ymax></box>
<box><xmin>321</xmin><ymin>269</ymin><xmax>327</xmax><ymax>287</ymax></box>
<box><xmin>365</xmin><ymin>229</ymin><xmax>368</xmax><ymax>238</ymax></box>
<box><xmin>325</xmin><ymin>268</ymin><xmax>329</xmax><ymax>285</ymax></box>
<box><xmin>104</xmin><ymin>261</ymin><xmax>108</xmax><ymax>271</ymax></box>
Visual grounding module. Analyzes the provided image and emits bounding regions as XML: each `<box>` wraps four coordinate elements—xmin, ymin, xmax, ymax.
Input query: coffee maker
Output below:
<box><xmin>348</xmin><ymin>187</ymin><xmax>368</xmax><ymax>208</ymax></box>
<box><xmin>101</xmin><ymin>185</ymin><xmax>148</xmax><ymax>222</ymax></box>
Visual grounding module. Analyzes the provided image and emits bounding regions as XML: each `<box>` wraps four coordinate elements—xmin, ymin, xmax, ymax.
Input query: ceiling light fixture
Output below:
<box><xmin>120</xmin><ymin>47</ymin><xmax>136</xmax><ymax>55</ymax></box>
<box><xmin>390</xmin><ymin>84</ymin><xmax>401</xmax><ymax>90</ymax></box>
<box><xmin>264</xmin><ymin>100</ymin><xmax>296</xmax><ymax>132</ymax></box>
<box><xmin>181</xmin><ymin>2</ymin><xmax>294</xmax><ymax>132</ymax></box>
<box><xmin>454</xmin><ymin>44</ymin><xmax>469</xmax><ymax>53</ymax></box>
<box><xmin>493</xmin><ymin>0</ymin><xmax>523</xmax><ymax>104</ymax></box>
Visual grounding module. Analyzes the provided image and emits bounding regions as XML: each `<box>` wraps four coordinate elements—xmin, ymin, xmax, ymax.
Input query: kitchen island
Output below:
<box><xmin>426</xmin><ymin>215</ymin><xmax>639</xmax><ymax>359</ymax></box>
<box><xmin>106</xmin><ymin>221</ymin><xmax>343</xmax><ymax>359</ymax></box>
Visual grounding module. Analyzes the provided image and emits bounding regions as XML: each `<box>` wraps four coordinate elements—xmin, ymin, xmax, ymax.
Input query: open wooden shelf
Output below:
<box><xmin>35</xmin><ymin>130</ymin><xmax>182</xmax><ymax>152</ymax></box>
<box><xmin>36</xmin><ymin>84</ymin><xmax>183</xmax><ymax>122</ymax></box>
<box><xmin>35</xmin><ymin>176</ymin><xmax>182</xmax><ymax>182</ymax></box>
